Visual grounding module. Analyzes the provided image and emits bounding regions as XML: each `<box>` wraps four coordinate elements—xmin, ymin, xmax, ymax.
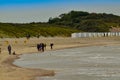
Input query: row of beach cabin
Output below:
<box><xmin>71</xmin><ymin>32</ymin><xmax>120</xmax><ymax>38</ymax></box>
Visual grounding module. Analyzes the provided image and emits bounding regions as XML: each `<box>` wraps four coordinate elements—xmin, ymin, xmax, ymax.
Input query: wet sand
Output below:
<box><xmin>0</xmin><ymin>37</ymin><xmax>120</xmax><ymax>80</ymax></box>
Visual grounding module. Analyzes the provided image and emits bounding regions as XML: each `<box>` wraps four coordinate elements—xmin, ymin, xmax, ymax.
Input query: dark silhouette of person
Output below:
<box><xmin>39</xmin><ymin>43</ymin><xmax>42</xmax><ymax>51</ymax></box>
<box><xmin>8</xmin><ymin>45</ymin><xmax>12</xmax><ymax>55</ymax></box>
<box><xmin>41</xmin><ymin>43</ymin><xmax>45</xmax><ymax>52</ymax></box>
<box><xmin>50</xmin><ymin>43</ymin><xmax>54</xmax><ymax>50</ymax></box>
<box><xmin>37</xmin><ymin>44</ymin><xmax>40</xmax><ymax>51</ymax></box>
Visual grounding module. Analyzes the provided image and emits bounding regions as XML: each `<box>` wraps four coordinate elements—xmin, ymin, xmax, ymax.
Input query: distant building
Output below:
<box><xmin>71</xmin><ymin>32</ymin><xmax>120</xmax><ymax>38</ymax></box>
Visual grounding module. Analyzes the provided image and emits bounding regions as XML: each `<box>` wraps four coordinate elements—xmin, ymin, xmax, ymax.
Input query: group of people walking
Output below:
<box><xmin>37</xmin><ymin>43</ymin><xmax>54</xmax><ymax>52</ymax></box>
<box><xmin>0</xmin><ymin>42</ymin><xmax>54</xmax><ymax>55</ymax></box>
<box><xmin>37</xmin><ymin>43</ymin><xmax>46</xmax><ymax>52</ymax></box>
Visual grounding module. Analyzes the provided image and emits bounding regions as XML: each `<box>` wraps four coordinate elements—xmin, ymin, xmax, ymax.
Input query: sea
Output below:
<box><xmin>13</xmin><ymin>45</ymin><xmax>120</xmax><ymax>80</ymax></box>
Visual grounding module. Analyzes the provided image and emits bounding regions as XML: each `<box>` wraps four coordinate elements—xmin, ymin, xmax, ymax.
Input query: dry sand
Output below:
<box><xmin>0</xmin><ymin>37</ymin><xmax>120</xmax><ymax>80</ymax></box>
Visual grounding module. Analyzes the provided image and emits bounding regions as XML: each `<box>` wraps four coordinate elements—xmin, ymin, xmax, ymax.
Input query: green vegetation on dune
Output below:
<box><xmin>0</xmin><ymin>23</ymin><xmax>79</xmax><ymax>38</ymax></box>
<box><xmin>0</xmin><ymin>11</ymin><xmax>120</xmax><ymax>38</ymax></box>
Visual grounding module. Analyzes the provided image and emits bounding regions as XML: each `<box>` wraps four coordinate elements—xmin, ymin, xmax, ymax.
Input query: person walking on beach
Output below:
<box><xmin>50</xmin><ymin>43</ymin><xmax>54</xmax><ymax>50</ymax></box>
<box><xmin>37</xmin><ymin>44</ymin><xmax>40</xmax><ymax>51</ymax></box>
<box><xmin>41</xmin><ymin>43</ymin><xmax>45</xmax><ymax>52</ymax></box>
<box><xmin>39</xmin><ymin>43</ymin><xmax>42</xmax><ymax>51</ymax></box>
<box><xmin>8</xmin><ymin>45</ymin><xmax>12</xmax><ymax>55</ymax></box>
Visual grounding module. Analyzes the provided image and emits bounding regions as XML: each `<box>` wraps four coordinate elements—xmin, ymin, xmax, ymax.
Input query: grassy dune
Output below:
<box><xmin>0</xmin><ymin>23</ymin><xmax>80</xmax><ymax>38</ymax></box>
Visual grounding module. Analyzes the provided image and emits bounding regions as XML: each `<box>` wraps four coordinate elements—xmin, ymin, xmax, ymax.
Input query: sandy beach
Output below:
<box><xmin>0</xmin><ymin>37</ymin><xmax>120</xmax><ymax>80</ymax></box>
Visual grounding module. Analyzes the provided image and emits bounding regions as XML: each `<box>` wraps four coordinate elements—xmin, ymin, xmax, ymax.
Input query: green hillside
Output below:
<box><xmin>0</xmin><ymin>11</ymin><xmax>120</xmax><ymax>38</ymax></box>
<box><xmin>48</xmin><ymin>11</ymin><xmax>120</xmax><ymax>32</ymax></box>
<box><xmin>0</xmin><ymin>23</ymin><xmax>79</xmax><ymax>38</ymax></box>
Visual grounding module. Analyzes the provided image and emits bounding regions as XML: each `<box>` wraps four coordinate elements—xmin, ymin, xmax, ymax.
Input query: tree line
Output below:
<box><xmin>48</xmin><ymin>11</ymin><xmax>120</xmax><ymax>32</ymax></box>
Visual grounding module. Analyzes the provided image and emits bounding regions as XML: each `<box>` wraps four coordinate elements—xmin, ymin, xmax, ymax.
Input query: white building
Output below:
<box><xmin>71</xmin><ymin>32</ymin><xmax>120</xmax><ymax>38</ymax></box>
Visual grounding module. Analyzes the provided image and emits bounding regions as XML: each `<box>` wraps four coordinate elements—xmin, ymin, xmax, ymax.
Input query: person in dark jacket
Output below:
<box><xmin>8</xmin><ymin>45</ymin><xmax>12</xmax><ymax>55</ymax></box>
<box><xmin>50</xmin><ymin>43</ymin><xmax>54</xmax><ymax>50</ymax></box>
<box><xmin>41</xmin><ymin>43</ymin><xmax>45</xmax><ymax>52</ymax></box>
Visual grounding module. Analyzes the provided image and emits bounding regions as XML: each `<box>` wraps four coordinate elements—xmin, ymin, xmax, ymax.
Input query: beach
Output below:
<box><xmin>0</xmin><ymin>37</ymin><xmax>120</xmax><ymax>80</ymax></box>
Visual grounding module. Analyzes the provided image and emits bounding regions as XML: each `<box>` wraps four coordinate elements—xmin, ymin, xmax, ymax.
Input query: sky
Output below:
<box><xmin>0</xmin><ymin>0</ymin><xmax>120</xmax><ymax>23</ymax></box>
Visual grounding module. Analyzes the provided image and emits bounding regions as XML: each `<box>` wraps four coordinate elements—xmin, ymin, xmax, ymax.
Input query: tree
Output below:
<box><xmin>79</xmin><ymin>20</ymin><xmax>110</xmax><ymax>32</ymax></box>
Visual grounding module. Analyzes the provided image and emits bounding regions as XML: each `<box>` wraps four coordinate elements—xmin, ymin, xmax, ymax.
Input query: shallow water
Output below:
<box><xmin>13</xmin><ymin>46</ymin><xmax>120</xmax><ymax>80</ymax></box>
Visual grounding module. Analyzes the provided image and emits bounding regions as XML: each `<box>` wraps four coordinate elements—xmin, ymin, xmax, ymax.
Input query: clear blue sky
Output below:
<box><xmin>0</xmin><ymin>0</ymin><xmax>120</xmax><ymax>23</ymax></box>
